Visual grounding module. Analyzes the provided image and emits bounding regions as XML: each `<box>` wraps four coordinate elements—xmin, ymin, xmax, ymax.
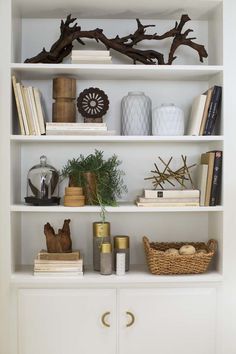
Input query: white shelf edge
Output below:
<box><xmin>10</xmin><ymin>204</ymin><xmax>224</xmax><ymax>213</ymax></box>
<box><xmin>10</xmin><ymin>265</ymin><xmax>223</xmax><ymax>287</ymax></box>
<box><xmin>10</xmin><ymin>135</ymin><xmax>224</xmax><ymax>143</ymax></box>
<box><xmin>10</xmin><ymin>63</ymin><xmax>224</xmax><ymax>80</ymax></box>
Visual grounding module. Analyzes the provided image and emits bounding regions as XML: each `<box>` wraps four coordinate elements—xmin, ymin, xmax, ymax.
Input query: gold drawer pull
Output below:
<box><xmin>101</xmin><ymin>311</ymin><xmax>111</xmax><ymax>327</ymax></box>
<box><xmin>126</xmin><ymin>311</ymin><xmax>135</xmax><ymax>327</ymax></box>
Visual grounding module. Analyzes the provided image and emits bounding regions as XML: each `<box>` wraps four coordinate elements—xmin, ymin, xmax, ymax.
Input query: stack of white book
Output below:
<box><xmin>136</xmin><ymin>189</ymin><xmax>200</xmax><ymax>207</ymax></box>
<box><xmin>46</xmin><ymin>122</ymin><xmax>115</xmax><ymax>136</ymax></box>
<box><xmin>34</xmin><ymin>250</ymin><xmax>83</xmax><ymax>277</ymax></box>
<box><xmin>71</xmin><ymin>50</ymin><xmax>112</xmax><ymax>64</ymax></box>
<box><xmin>12</xmin><ymin>76</ymin><xmax>46</xmax><ymax>136</ymax></box>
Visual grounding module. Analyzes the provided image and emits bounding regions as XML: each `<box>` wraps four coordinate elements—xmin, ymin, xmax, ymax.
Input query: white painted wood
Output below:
<box><xmin>12</xmin><ymin>0</ymin><xmax>222</xmax><ymax>20</ymax></box>
<box><xmin>18</xmin><ymin>289</ymin><xmax>116</xmax><ymax>354</ymax></box>
<box><xmin>12</xmin><ymin>266</ymin><xmax>223</xmax><ymax>287</ymax></box>
<box><xmin>11</xmin><ymin>64</ymin><xmax>223</xmax><ymax>80</ymax></box>
<box><xmin>10</xmin><ymin>204</ymin><xmax>224</xmax><ymax>212</ymax></box>
<box><xmin>119</xmin><ymin>288</ymin><xmax>216</xmax><ymax>354</ymax></box>
<box><xmin>10</xmin><ymin>135</ymin><xmax>224</xmax><ymax>143</ymax></box>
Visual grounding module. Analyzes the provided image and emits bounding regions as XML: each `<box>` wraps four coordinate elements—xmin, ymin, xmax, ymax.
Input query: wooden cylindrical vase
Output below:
<box><xmin>53</xmin><ymin>77</ymin><xmax>76</xmax><ymax>123</ymax></box>
<box><xmin>83</xmin><ymin>172</ymin><xmax>98</xmax><ymax>205</ymax></box>
<box><xmin>64</xmin><ymin>187</ymin><xmax>85</xmax><ymax>207</ymax></box>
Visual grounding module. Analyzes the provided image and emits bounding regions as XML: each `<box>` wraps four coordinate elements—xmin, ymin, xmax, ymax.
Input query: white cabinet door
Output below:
<box><xmin>119</xmin><ymin>288</ymin><xmax>216</xmax><ymax>354</ymax></box>
<box><xmin>18</xmin><ymin>289</ymin><xmax>116</xmax><ymax>354</ymax></box>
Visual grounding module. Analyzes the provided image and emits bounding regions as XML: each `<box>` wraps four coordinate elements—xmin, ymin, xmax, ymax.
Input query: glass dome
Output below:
<box><xmin>25</xmin><ymin>155</ymin><xmax>60</xmax><ymax>206</ymax></box>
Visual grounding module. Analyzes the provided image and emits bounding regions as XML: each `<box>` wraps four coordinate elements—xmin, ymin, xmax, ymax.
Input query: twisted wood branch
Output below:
<box><xmin>25</xmin><ymin>14</ymin><xmax>208</xmax><ymax>65</ymax></box>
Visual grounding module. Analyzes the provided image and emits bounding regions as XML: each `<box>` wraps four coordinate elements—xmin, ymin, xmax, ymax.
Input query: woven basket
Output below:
<box><xmin>143</xmin><ymin>236</ymin><xmax>217</xmax><ymax>275</ymax></box>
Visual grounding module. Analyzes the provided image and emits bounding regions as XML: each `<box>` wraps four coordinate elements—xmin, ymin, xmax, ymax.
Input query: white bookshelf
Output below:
<box><xmin>3</xmin><ymin>1</ymin><xmax>235</xmax><ymax>353</ymax></box>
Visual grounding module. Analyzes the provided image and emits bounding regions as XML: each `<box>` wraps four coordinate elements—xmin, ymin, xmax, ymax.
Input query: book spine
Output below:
<box><xmin>210</xmin><ymin>151</ymin><xmax>222</xmax><ymax>206</ymax></box>
<box><xmin>136</xmin><ymin>202</ymin><xmax>199</xmax><ymax>207</ymax></box>
<box><xmin>138</xmin><ymin>197</ymin><xmax>200</xmax><ymax>203</ymax></box>
<box><xmin>204</xmin><ymin>86</ymin><xmax>222</xmax><ymax>135</ymax></box>
<box><xmin>12</xmin><ymin>76</ymin><xmax>25</xmax><ymax>135</ymax></box>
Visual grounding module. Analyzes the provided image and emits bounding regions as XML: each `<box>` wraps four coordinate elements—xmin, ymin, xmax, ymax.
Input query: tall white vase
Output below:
<box><xmin>121</xmin><ymin>92</ymin><xmax>152</xmax><ymax>135</ymax></box>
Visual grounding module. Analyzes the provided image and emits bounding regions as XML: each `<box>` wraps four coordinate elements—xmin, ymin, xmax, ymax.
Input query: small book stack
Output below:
<box><xmin>34</xmin><ymin>250</ymin><xmax>83</xmax><ymax>276</ymax></box>
<box><xmin>187</xmin><ymin>85</ymin><xmax>222</xmax><ymax>136</ymax></box>
<box><xmin>136</xmin><ymin>190</ymin><xmax>200</xmax><ymax>207</ymax></box>
<box><xmin>12</xmin><ymin>76</ymin><xmax>46</xmax><ymax>136</ymax></box>
<box><xmin>46</xmin><ymin>122</ymin><xmax>115</xmax><ymax>135</ymax></box>
<box><xmin>198</xmin><ymin>150</ymin><xmax>222</xmax><ymax>206</ymax></box>
<box><xmin>71</xmin><ymin>50</ymin><xmax>112</xmax><ymax>64</ymax></box>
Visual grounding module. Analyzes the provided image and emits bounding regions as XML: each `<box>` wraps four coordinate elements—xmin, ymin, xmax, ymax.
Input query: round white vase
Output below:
<box><xmin>152</xmin><ymin>104</ymin><xmax>185</xmax><ymax>136</ymax></box>
<box><xmin>121</xmin><ymin>92</ymin><xmax>152</xmax><ymax>135</ymax></box>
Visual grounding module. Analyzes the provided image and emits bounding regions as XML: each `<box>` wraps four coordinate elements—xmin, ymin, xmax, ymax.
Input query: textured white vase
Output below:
<box><xmin>152</xmin><ymin>104</ymin><xmax>185</xmax><ymax>136</ymax></box>
<box><xmin>121</xmin><ymin>92</ymin><xmax>151</xmax><ymax>135</ymax></box>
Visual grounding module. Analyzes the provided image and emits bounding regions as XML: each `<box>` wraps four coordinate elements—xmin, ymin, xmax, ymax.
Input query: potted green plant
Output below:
<box><xmin>61</xmin><ymin>150</ymin><xmax>127</xmax><ymax>207</ymax></box>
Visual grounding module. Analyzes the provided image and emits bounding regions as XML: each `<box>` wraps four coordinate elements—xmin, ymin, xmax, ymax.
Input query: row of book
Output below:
<box><xmin>137</xmin><ymin>150</ymin><xmax>222</xmax><ymax>207</ymax></box>
<box><xmin>198</xmin><ymin>150</ymin><xmax>222</xmax><ymax>206</ymax></box>
<box><xmin>12</xmin><ymin>76</ymin><xmax>46</xmax><ymax>135</ymax></box>
<box><xmin>71</xmin><ymin>50</ymin><xmax>112</xmax><ymax>64</ymax></box>
<box><xmin>187</xmin><ymin>85</ymin><xmax>222</xmax><ymax>136</ymax></box>
<box><xmin>34</xmin><ymin>250</ymin><xmax>83</xmax><ymax>277</ymax></box>
<box><xmin>136</xmin><ymin>189</ymin><xmax>200</xmax><ymax>207</ymax></box>
<box><xmin>46</xmin><ymin>122</ymin><xmax>115</xmax><ymax>136</ymax></box>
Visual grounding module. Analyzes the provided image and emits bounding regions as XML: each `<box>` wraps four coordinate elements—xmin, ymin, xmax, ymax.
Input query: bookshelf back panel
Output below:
<box><xmin>15</xmin><ymin>141</ymin><xmax>223</xmax><ymax>204</ymax></box>
<box><xmin>17</xmin><ymin>212</ymin><xmax>209</xmax><ymax>266</ymax></box>
<box><xmin>11</xmin><ymin>78</ymin><xmax>223</xmax><ymax>136</ymax></box>
<box><xmin>11</xmin><ymin>12</ymin><xmax>223</xmax><ymax>65</ymax></box>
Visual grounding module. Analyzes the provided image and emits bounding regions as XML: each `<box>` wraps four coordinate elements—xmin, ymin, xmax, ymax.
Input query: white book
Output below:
<box><xmin>138</xmin><ymin>197</ymin><xmax>200</xmax><ymax>203</ymax></box>
<box><xmin>136</xmin><ymin>202</ymin><xmax>199</xmax><ymax>207</ymax></box>
<box><xmin>197</xmin><ymin>164</ymin><xmax>208</xmax><ymax>206</ymax></box>
<box><xmin>12</xmin><ymin>76</ymin><xmax>25</xmax><ymax>135</ymax></box>
<box><xmin>71</xmin><ymin>50</ymin><xmax>110</xmax><ymax>56</ymax></box>
<box><xmin>144</xmin><ymin>189</ymin><xmax>200</xmax><ymax>199</ymax></box>
<box><xmin>187</xmin><ymin>94</ymin><xmax>207</xmax><ymax>136</ymax></box>
<box><xmin>34</xmin><ymin>272</ymin><xmax>83</xmax><ymax>277</ymax></box>
<box><xmin>23</xmin><ymin>87</ymin><xmax>36</xmax><ymax>135</ymax></box>
<box><xmin>34</xmin><ymin>259</ymin><xmax>83</xmax><ymax>265</ymax></box>
<box><xmin>16</xmin><ymin>83</ymin><xmax>30</xmax><ymax>135</ymax></box>
<box><xmin>46</xmin><ymin>122</ymin><xmax>107</xmax><ymax>128</ymax></box>
<box><xmin>46</xmin><ymin>124</ymin><xmax>107</xmax><ymax>131</ymax></box>
<box><xmin>27</xmin><ymin>87</ymin><xmax>41</xmax><ymax>135</ymax></box>
<box><xmin>33</xmin><ymin>87</ymin><xmax>46</xmax><ymax>134</ymax></box>
<box><xmin>71</xmin><ymin>56</ymin><xmax>111</xmax><ymax>60</ymax></box>
<box><xmin>71</xmin><ymin>59</ymin><xmax>112</xmax><ymax>64</ymax></box>
<box><xmin>46</xmin><ymin>130</ymin><xmax>116</xmax><ymax>136</ymax></box>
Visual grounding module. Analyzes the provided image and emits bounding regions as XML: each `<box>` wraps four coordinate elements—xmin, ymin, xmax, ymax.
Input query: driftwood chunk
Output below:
<box><xmin>44</xmin><ymin>219</ymin><xmax>72</xmax><ymax>253</ymax></box>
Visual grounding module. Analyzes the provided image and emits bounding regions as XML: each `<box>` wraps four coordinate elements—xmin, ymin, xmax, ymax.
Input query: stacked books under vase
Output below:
<box><xmin>34</xmin><ymin>250</ymin><xmax>83</xmax><ymax>277</ymax></box>
<box><xmin>136</xmin><ymin>189</ymin><xmax>200</xmax><ymax>207</ymax></box>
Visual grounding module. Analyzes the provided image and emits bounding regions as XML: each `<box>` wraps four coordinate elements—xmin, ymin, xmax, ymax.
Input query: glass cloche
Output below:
<box><xmin>25</xmin><ymin>155</ymin><xmax>60</xmax><ymax>206</ymax></box>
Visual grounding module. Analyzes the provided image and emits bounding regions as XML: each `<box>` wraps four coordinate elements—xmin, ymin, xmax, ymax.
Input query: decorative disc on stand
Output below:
<box><xmin>77</xmin><ymin>87</ymin><xmax>109</xmax><ymax>123</ymax></box>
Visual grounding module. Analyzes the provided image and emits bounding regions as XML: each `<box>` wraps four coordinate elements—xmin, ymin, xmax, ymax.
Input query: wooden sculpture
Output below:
<box><xmin>44</xmin><ymin>219</ymin><xmax>72</xmax><ymax>253</ymax></box>
<box><xmin>53</xmin><ymin>77</ymin><xmax>76</xmax><ymax>123</ymax></box>
<box><xmin>25</xmin><ymin>14</ymin><xmax>208</xmax><ymax>65</ymax></box>
<box><xmin>77</xmin><ymin>87</ymin><xmax>109</xmax><ymax>123</ymax></box>
<box><xmin>145</xmin><ymin>155</ymin><xmax>196</xmax><ymax>190</ymax></box>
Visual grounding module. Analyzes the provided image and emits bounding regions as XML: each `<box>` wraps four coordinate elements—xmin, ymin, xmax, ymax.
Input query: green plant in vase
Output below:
<box><xmin>61</xmin><ymin>150</ymin><xmax>127</xmax><ymax>208</ymax></box>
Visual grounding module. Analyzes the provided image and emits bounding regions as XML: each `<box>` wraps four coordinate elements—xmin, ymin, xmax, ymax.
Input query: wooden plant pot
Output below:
<box><xmin>63</xmin><ymin>186</ymin><xmax>85</xmax><ymax>207</ymax></box>
<box><xmin>83</xmin><ymin>171</ymin><xmax>98</xmax><ymax>205</ymax></box>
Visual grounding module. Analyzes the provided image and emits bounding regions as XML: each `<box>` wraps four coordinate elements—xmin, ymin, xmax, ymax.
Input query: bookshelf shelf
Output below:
<box><xmin>10</xmin><ymin>204</ymin><xmax>224</xmax><ymax>213</ymax></box>
<box><xmin>10</xmin><ymin>135</ymin><xmax>225</xmax><ymax>143</ymax></box>
<box><xmin>11</xmin><ymin>265</ymin><xmax>223</xmax><ymax>287</ymax></box>
<box><xmin>11</xmin><ymin>63</ymin><xmax>223</xmax><ymax>81</ymax></box>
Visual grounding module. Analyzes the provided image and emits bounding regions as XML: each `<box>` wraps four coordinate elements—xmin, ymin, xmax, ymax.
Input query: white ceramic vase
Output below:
<box><xmin>152</xmin><ymin>104</ymin><xmax>185</xmax><ymax>136</ymax></box>
<box><xmin>121</xmin><ymin>92</ymin><xmax>151</xmax><ymax>135</ymax></box>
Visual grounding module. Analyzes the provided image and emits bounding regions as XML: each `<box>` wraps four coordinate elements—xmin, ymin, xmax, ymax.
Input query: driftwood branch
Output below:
<box><xmin>25</xmin><ymin>14</ymin><xmax>208</xmax><ymax>65</ymax></box>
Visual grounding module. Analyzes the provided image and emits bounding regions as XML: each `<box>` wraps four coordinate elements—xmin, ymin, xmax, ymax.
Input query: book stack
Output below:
<box><xmin>34</xmin><ymin>250</ymin><xmax>83</xmax><ymax>276</ymax></box>
<box><xmin>71</xmin><ymin>50</ymin><xmax>112</xmax><ymax>64</ymax></box>
<box><xmin>12</xmin><ymin>76</ymin><xmax>46</xmax><ymax>136</ymax></box>
<box><xmin>198</xmin><ymin>150</ymin><xmax>222</xmax><ymax>206</ymax></box>
<box><xmin>187</xmin><ymin>85</ymin><xmax>222</xmax><ymax>136</ymax></box>
<box><xmin>136</xmin><ymin>189</ymin><xmax>200</xmax><ymax>207</ymax></box>
<box><xmin>46</xmin><ymin>122</ymin><xmax>115</xmax><ymax>135</ymax></box>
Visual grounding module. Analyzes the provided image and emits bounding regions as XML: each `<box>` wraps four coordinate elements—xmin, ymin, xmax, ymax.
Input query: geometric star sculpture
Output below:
<box><xmin>144</xmin><ymin>155</ymin><xmax>196</xmax><ymax>190</ymax></box>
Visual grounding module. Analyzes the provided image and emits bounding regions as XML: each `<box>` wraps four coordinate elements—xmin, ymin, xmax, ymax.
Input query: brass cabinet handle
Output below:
<box><xmin>101</xmin><ymin>311</ymin><xmax>111</xmax><ymax>327</ymax></box>
<box><xmin>126</xmin><ymin>311</ymin><xmax>135</xmax><ymax>327</ymax></box>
